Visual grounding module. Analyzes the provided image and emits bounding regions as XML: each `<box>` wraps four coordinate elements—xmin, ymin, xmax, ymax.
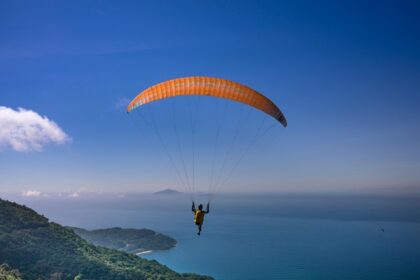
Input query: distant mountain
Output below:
<box><xmin>0</xmin><ymin>198</ymin><xmax>213</xmax><ymax>280</ymax></box>
<box><xmin>154</xmin><ymin>189</ymin><xmax>182</xmax><ymax>195</ymax></box>
<box><xmin>71</xmin><ymin>227</ymin><xmax>176</xmax><ymax>254</ymax></box>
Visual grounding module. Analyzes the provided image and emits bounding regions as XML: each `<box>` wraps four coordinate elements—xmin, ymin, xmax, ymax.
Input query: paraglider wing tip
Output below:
<box><xmin>277</xmin><ymin>115</ymin><xmax>288</xmax><ymax>127</ymax></box>
<box><xmin>281</xmin><ymin>119</ymin><xmax>288</xmax><ymax>127</ymax></box>
<box><xmin>273</xmin><ymin>111</ymin><xmax>287</xmax><ymax>127</ymax></box>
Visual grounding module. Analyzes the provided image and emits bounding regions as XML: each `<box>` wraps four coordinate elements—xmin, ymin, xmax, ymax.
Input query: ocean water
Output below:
<box><xmin>5</xmin><ymin>193</ymin><xmax>420</xmax><ymax>280</ymax></box>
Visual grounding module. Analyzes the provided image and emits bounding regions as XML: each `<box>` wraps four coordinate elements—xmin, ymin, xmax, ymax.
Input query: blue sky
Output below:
<box><xmin>0</xmin><ymin>0</ymin><xmax>419</xmax><ymax>194</ymax></box>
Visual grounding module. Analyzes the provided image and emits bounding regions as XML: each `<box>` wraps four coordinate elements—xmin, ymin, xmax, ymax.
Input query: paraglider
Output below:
<box><xmin>192</xmin><ymin>202</ymin><xmax>210</xmax><ymax>236</ymax></box>
<box><xmin>127</xmin><ymin>76</ymin><xmax>287</xmax><ymax>127</ymax></box>
<box><xmin>127</xmin><ymin>76</ymin><xmax>287</xmax><ymax>235</ymax></box>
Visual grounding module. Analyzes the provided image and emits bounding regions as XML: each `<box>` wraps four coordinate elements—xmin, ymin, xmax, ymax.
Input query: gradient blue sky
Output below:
<box><xmin>0</xmin><ymin>0</ymin><xmax>419</xmax><ymax>194</ymax></box>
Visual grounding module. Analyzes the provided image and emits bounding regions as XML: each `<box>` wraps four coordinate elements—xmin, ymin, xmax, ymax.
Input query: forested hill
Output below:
<box><xmin>0</xmin><ymin>264</ymin><xmax>22</xmax><ymax>280</ymax></box>
<box><xmin>0</xmin><ymin>198</ymin><xmax>213</xmax><ymax>280</ymax></box>
<box><xmin>71</xmin><ymin>227</ymin><xmax>176</xmax><ymax>254</ymax></box>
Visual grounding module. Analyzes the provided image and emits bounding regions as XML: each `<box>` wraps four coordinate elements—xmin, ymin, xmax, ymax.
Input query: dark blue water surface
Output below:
<box><xmin>5</xmin><ymin>193</ymin><xmax>420</xmax><ymax>280</ymax></box>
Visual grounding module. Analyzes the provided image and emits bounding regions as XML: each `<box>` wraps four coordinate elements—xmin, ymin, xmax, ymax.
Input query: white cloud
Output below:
<box><xmin>22</xmin><ymin>190</ymin><xmax>42</xmax><ymax>197</ymax></box>
<box><xmin>0</xmin><ymin>106</ymin><xmax>70</xmax><ymax>152</ymax></box>
<box><xmin>68</xmin><ymin>187</ymin><xmax>88</xmax><ymax>198</ymax></box>
<box><xmin>68</xmin><ymin>191</ymin><xmax>81</xmax><ymax>198</ymax></box>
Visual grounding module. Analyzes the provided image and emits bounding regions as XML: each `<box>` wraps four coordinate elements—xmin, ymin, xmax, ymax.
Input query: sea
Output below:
<box><xmin>4</xmin><ymin>192</ymin><xmax>420</xmax><ymax>280</ymax></box>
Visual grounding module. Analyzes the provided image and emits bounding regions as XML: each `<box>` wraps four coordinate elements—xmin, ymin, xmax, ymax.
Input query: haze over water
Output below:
<box><xmin>5</xmin><ymin>192</ymin><xmax>420</xmax><ymax>280</ymax></box>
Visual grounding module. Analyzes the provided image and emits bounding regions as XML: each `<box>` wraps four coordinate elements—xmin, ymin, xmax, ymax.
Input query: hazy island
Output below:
<box><xmin>154</xmin><ymin>188</ymin><xmax>182</xmax><ymax>195</ymax></box>
<box><xmin>71</xmin><ymin>227</ymin><xmax>176</xmax><ymax>255</ymax></box>
<box><xmin>0</xmin><ymin>197</ymin><xmax>213</xmax><ymax>280</ymax></box>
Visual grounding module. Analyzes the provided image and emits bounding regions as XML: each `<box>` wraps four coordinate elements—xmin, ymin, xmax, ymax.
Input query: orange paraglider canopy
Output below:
<box><xmin>127</xmin><ymin>76</ymin><xmax>287</xmax><ymax>127</ymax></box>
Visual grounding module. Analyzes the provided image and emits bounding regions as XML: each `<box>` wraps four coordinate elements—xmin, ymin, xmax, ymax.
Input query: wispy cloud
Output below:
<box><xmin>0</xmin><ymin>106</ymin><xmax>70</xmax><ymax>152</ymax></box>
<box><xmin>68</xmin><ymin>187</ymin><xmax>88</xmax><ymax>198</ymax></box>
<box><xmin>68</xmin><ymin>192</ymin><xmax>80</xmax><ymax>198</ymax></box>
<box><xmin>22</xmin><ymin>190</ymin><xmax>42</xmax><ymax>197</ymax></box>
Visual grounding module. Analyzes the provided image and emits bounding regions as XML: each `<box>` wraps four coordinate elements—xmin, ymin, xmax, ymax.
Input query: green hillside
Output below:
<box><xmin>71</xmin><ymin>227</ymin><xmax>176</xmax><ymax>254</ymax></box>
<box><xmin>0</xmin><ymin>198</ymin><xmax>212</xmax><ymax>280</ymax></box>
<box><xmin>0</xmin><ymin>264</ymin><xmax>22</xmax><ymax>280</ymax></box>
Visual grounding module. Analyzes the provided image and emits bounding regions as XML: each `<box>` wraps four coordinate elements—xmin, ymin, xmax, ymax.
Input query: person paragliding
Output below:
<box><xmin>127</xmin><ymin>76</ymin><xmax>287</xmax><ymax>237</ymax></box>
<box><xmin>192</xmin><ymin>202</ymin><xmax>210</xmax><ymax>235</ymax></box>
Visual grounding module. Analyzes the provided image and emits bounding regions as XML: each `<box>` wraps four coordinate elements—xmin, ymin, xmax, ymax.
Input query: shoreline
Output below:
<box><xmin>136</xmin><ymin>250</ymin><xmax>153</xmax><ymax>256</ymax></box>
